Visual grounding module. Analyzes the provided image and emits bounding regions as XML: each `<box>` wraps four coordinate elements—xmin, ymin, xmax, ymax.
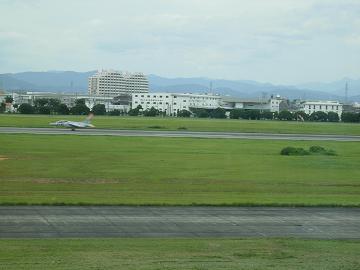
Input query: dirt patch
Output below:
<box><xmin>0</xmin><ymin>156</ymin><xmax>9</xmax><ymax>161</ymax></box>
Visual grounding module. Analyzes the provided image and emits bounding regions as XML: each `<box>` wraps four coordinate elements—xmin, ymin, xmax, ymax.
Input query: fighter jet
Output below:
<box><xmin>50</xmin><ymin>113</ymin><xmax>95</xmax><ymax>131</ymax></box>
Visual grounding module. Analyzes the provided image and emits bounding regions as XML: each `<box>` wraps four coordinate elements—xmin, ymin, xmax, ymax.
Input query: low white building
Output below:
<box><xmin>132</xmin><ymin>92</ymin><xmax>222</xmax><ymax>115</ymax></box>
<box><xmin>11</xmin><ymin>92</ymin><xmax>131</xmax><ymax>112</ymax></box>
<box><xmin>301</xmin><ymin>101</ymin><xmax>343</xmax><ymax>116</ymax></box>
<box><xmin>221</xmin><ymin>95</ymin><xmax>288</xmax><ymax>113</ymax></box>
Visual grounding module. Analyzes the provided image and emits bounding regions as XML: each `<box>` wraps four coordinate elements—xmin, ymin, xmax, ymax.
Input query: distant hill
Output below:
<box><xmin>0</xmin><ymin>71</ymin><xmax>359</xmax><ymax>101</ymax></box>
<box><xmin>0</xmin><ymin>71</ymin><xmax>96</xmax><ymax>92</ymax></box>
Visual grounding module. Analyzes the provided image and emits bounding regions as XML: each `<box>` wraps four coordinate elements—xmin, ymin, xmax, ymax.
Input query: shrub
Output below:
<box><xmin>280</xmin><ymin>147</ymin><xmax>309</xmax><ymax>156</ymax></box>
<box><xmin>309</xmin><ymin>146</ymin><xmax>337</xmax><ymax>156</ymax></box>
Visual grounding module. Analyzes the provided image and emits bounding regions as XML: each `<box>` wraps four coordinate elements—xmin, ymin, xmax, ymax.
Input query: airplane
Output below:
<box><xmin>50</xmin><ymin>113</ymin><xmax>95</xmax><ymax>131</ymax></box>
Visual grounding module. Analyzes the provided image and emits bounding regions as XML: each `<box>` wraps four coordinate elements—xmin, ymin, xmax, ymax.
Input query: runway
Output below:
<box><xmin>1</xmin><ymin>206</ymin><xmax>359</xmax><ymax>239</ymax></box>
<box><xmin>0</xmin><ymin>127</ymin><xmax>359</xmax><ymax>141</ymax></box>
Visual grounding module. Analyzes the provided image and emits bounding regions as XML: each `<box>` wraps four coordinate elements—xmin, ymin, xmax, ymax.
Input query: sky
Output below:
<box><xmin>0</xmin><ymin>0</ymin><xmax>359</xmax><ymax>84</ymax></box>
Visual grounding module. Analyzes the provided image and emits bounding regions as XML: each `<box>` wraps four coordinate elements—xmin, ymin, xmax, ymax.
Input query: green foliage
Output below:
<box><xmin>278</xmin><ymin>110</ymin><xmax>294</xmax><ymax>121</ymax></box>
<box><xmin>0</xmin><ymin>102</ymin><xmax>5</xmax><ymax>113</ymax></box>
<box><xmin>128</xmin><ymin>105</ymin><xmax>142</xmax><ymax>116</ymax></box>
<box><xmin>18</xmin><ymin>103</ymin><xmax>35</xmax><ymax>114</ymax></box>
<box><xmin>191</xmin><ymin>108</ymin><xmax>210</xmax><ymax>118</ymax></box>
<box><xmin>309</xmin><ymin>146</ymin><xmax>337</xmax><ymax>156</ymax></box>
<box><xmin>327</xmin><ymin>112</ymin><xmax>339</xmax><ymax>122</ymax></box>
<box><xmin>261</xmin><ymin>111</ymin><xmax>274</xmax><ymax>120</ymax></box>
<box><xmin>281</xmin><ymin>145</ymin><xmax>337</xmax><ymax>156</ymax></box>
<box><xmin>210</xmin><ymin>107</ymin><xmax>226</xmax><ymax>119</ymax></box>
<box><xmin>280</xmin><ymin>147</ymin><xmax>309</xmax><ymax>156</ymax></box>
<box><xmin>177</xmin><ymin>109</ymin><xmax>191</xmax><ymax>117</ymax></box>
<box><xmin>310</xmin><ymin>111</ymin><xmax>328</xmax><ymax>122</ymax></box>
<box><xmin>70</xmin><ymin>103</ymin><xmax>90</xmax><ymax>115</ymax></box>
<box><xmin>341</xmin><ymin>112</ymin><xmax>360</xmax><ymax>123</ymax></box>
<box><xmin>5</xmin><ymin>96</ymin><xmax>13</xmax><ymax>103</ymax></box>
<box><xmin>91</xmin><ymin>104</ymin><xmax>106</xmax><ymax>115</ymax></box>
<box><xmin>38</xmin><ymin>106</ymin><xmax>51</xmax><ymax>115</ymax></box>
<box><xmin>294</xmin><ymin>111</ymin><xmax>308</xmax><ymax>121</ymax></box>
<box><xmin>75</xmin><ymin>99</ymin><xmax>86</xmax><ymax>106</ymax></box>
<box><xmin>56</xmin><ymin>104</ymin><xmax>70</xmax><ymax>115</ymax></box>
<box><xmin>143</xmin><ymin>107</ymin><xmax>160</xmax><ymax>117</ymax></box>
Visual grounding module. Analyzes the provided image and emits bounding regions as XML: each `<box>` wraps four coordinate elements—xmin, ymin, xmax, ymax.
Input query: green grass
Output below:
<box><xmin>1</xmin><ymin>114</ymin><xmax>360</xmax><ymax>135</ymax></box>
<box><xmin>1</xmin><ymin>134</ymin><xmax>359</xmax><ymax>206</ymax></box>
<box><xmin>1</xmin><ymin>238</ymin><xmax>359</xmax><ymax>269</ymax></box>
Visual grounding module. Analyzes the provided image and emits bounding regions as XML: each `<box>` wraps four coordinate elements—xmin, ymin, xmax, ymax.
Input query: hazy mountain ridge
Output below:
<box><xmin>0</xmin><ymin>71</ymin><xmax>359</xmax><ymax>101</ymax></box>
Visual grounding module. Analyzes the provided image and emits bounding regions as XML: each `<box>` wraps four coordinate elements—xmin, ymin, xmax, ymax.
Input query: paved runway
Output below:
<box><xmin>1</xmin><ymin>206</ymin><xmax>359</xmax><ymax>239</ymax></box>
<box><xmin>0</xmin><ymin>127</ymin><xmax>359</xmax><ymax>141</ymax></box>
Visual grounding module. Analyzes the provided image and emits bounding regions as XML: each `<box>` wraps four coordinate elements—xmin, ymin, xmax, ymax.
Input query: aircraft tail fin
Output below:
<box><xmin>83</xmin><ymin>113</ymin><xmax>94</xmax><ymax>124</ymax></box>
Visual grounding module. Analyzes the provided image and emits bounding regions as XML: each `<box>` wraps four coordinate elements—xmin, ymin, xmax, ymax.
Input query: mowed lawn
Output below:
<box><xmin>0</xmin><ymin>134</ymin><xmax>359</xmax><ymax>205</ymax></box>
<box><xmin>1</xmin><ymin>238</ymin><xmax>359</xmax><ymax>270</ymax></box>
<box><xmin>1</xmin><ymin>114</ymin><xmax>360</xmax><ymax>135</ymax></box>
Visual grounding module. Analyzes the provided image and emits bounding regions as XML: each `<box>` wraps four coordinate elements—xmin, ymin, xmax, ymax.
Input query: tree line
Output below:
<box><xmin>1</xmin><ymin>97</ymin><xmax>360</xmax><ymax>122</ymax></box>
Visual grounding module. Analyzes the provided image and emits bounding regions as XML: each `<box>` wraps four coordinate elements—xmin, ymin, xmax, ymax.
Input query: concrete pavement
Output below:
<box><xmin>1</xmin><ymin>206</ymin><xmax>359</xmax><ymax>239</ymax></box>
<box><xmin>0</xmin><ymin>127</ymin><xmax>359</xmax><ymax>141</ymax></box>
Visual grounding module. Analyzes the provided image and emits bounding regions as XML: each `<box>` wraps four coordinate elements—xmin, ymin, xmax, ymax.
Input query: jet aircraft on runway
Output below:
<box><xmin>50</xmin><ymin>113</ymin><xmax>95</xmax><ymax>130</ymax></box>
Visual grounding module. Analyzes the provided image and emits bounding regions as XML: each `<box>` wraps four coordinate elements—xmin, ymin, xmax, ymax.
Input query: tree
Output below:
<box><xmin>177</xmin><ymin>110</ymin><xmax>191</xmax><ymax>117</ymax></box>
<box><xmin>195</xmin><ymin>108</ymin><xmax>210</xmax><ymax>118</ymax></box>
<box><xmin>229</xmin><ymin>109</ymin><xmax>242</xmax><ymax>119</ymax></box>
<box><xmin>294</xmin><ymin>111</ymin><xmax>308</xmax><ymax>121</ymax></box>
<box><xmin>309</xmin><ymin>111</ymin><xmax>328</xmax><ymax>122</ymax></box>
<box><xmin>0</xmin><ymin>102</ymin><xmax>5</xmax><ymax>113</ymax></box>
<box><xmin>128</xmin><ymin>105</ymin><xmax>142</xmax><ymax>116</ymax></box>
<box><xmin>18</xmin><ymin>103</ymin><xmax>35</xmax><ymax>114</ymax></box>
<box><xmin>5</xmin><ymin>96</ymin><xmax>13</xmax><ymax>103</ymax></box>
<box><xmin>210</xmin><ymin>107</ymin><xmax>226</xmax><ymax>119</ymax></box>
<box><xmin>92</xmin><ymin>104</ymin><xmax>106</xmax><ymax>115</ymax></box>
<box><xmin>341</xmin><ymin>112</ymin><xmax>360</xmax><ymax>123</ymax></box>
<box><xmin>247</xmin><ymin>110</ymin><xmax>261</xmax><ymax>120</ymax></box>
<box><xmin>70</xmin><ymin>103</ymin><xmax>90</xmax><ymax>115</ymax></box>
<box><xmin>75</xmin><ymin>99</ymin><xmax>86</xmax><ymax>106</ymax></box>
<box><xmin>56</xmin><ymin>104</ymin><xmax>70</xmax><ymax>115</ymax></box>
<box><xmin>34</xmin><ymin>98</ymin><xmax>49</xmax><ymax>107</ymax></box>
<box><xmin>327</xmin><ymin>112</ymin><xmax>339</xmax><ymax>122</ymax></box>
<box><xmin>278</xmin><ymin>110</ymin><xmax>293</xmax><ymax>121</ymax></box>
<box><xmin>261</xmin><ymin>111</ymin><xmax>274</xmax><ymax>120</ymax></box>
<box><xmin>143</xmin><ymin>107</ymin><xmax>160</xmax><ymax>117</ymax></box>
<box><xmin>38</xmin><ymin>106</ymin><xmax>51</xmax><ymax>114</ymax></box>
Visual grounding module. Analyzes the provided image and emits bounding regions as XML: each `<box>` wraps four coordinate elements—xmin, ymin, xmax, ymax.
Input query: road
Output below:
<box><xmin>1</xmin><ymin>206</ymin><xmax>359</xmax><ymax>239</ymax></box>
<box><xmin>0</xmin><ymin>127</ymin><xmax>359</xmax><ymax>141</ymax></box>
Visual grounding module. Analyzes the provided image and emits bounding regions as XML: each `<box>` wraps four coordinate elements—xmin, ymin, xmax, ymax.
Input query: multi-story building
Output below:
<box><xmin>88</xmin><ymin>70</ymin><xmax>149</xmax><ymax>96</ymax></box>
<box><xmin>132</xmin><ymin>92</ymin><xmax>222</xmax><ymax>115</ymax></box>
<box><xmin>301</xmin><ymin>101</ymin><xmax>343</xmax><ymax>116</ymax></box>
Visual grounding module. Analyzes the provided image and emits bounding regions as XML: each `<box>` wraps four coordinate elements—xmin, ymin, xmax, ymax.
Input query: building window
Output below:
<box><xmin>173</xmin><ymin>102</ymin><xmax>177</xmax><ymax>105</ymax></box>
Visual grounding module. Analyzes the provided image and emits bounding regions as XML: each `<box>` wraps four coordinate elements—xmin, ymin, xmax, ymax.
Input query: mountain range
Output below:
<box><xmin>0</xmin><ymin>71</ymin><xmax>359</xmax><ymax>101</ymax></box>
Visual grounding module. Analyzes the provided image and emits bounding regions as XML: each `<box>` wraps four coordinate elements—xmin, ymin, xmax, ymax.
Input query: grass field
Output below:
<box><xmin>1</xmin><ymin>114</ymin><xmax>360</xmax><ymax>135</ymax></box>
<box><xmin>1</xmin><ymin>238</ymin><xmax>359</xmax><ymax>269</ymax></box>
<box><xmin>1</xmin><ymin>134</ymin><xmax>359</xmax><ymax>206</ymax></box>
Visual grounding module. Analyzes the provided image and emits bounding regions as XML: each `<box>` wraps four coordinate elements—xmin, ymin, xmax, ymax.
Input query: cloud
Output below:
<box><xmin>0</xmin><ymin>0</ymin><xmax>359</xmax><ymax>83</ymax></box>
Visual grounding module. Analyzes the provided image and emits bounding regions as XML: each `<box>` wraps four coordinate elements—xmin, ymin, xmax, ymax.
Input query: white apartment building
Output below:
<box><xmin>132</xmin><ymin>92</ymin><xmax>222</xmax><ymax>115</ymax></box>
<box><xmin>88</xmin><ymin>70</ymin><xmax>149</xmax><ymax>96</ymax></box>
<box><xmin>302</xmin><ymin>101</ymin><xmax>343</xmax><ymax>116</ymax></box>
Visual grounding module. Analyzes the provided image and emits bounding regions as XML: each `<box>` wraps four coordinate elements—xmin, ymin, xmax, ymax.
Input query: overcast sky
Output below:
<box><xmin>0</xmin><ymin>0</ymin><xmax>359</xmax><ymax>84</ymax></box>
